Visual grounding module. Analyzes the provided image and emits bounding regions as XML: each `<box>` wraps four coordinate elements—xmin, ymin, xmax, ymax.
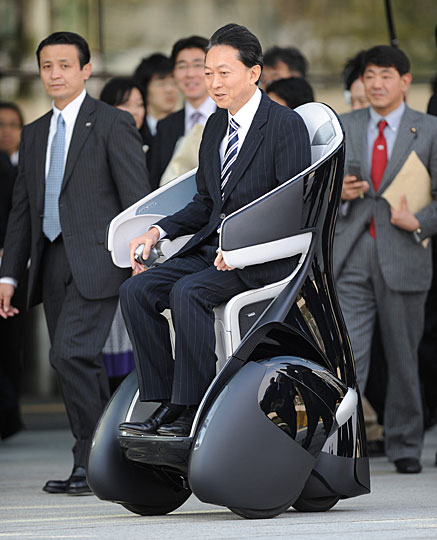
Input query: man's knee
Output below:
<box><xmin>120</xmin><ymin>274</ymin><xmax>148</xmax><ymax>306</ymax></box>
<box><xmin>169</xmin><ymin>275</ymin><xmax>201</xmax><ymax>309</ymax></box>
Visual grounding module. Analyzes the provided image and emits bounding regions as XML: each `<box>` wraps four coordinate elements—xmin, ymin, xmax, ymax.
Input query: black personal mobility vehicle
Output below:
<box><xmin>87</xmin><ymin>102</ymin><xmax>370</xmax><ymax>519</ymax></box>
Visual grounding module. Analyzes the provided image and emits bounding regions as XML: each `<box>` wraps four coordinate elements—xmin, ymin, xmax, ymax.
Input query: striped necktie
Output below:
<box><xmin>43</xmin><ymin>113</ymin><xmax>66</xmax><ymax>241</ymax></box>
<box><xmin>221</xmin><ymin>117</ymin><xmax>239</xmax><ymax>199</ymax></box>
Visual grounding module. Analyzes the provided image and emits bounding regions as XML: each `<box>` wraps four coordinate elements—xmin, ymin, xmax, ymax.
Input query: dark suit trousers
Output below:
<box><xmin>120</xmin><ymin>244</ymin><xmax>251</xmax><ymax>405</ymax></box>
<box><xmin>41</xmin><ymin>237</ymin><xmax>118</xmax><ymax>467</ymax></box>
<box><xmin>336</xmin><ymin>232</ymin><xmax>425</xmax><ymax>462</ymax></box>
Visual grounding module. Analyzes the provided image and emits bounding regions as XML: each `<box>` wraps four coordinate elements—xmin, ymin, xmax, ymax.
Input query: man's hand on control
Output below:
<box><xmin>129</xmin><ymin>227</ymin><xmax>160</xmax><ymax>275</ymax></box>
<box><xmin>341</xmin><ymin>175</ymin><xmax>370</xmax><ymax>201</ymax></box>
<box><xmin>0</xmin><ymin>283</ymin><xmax>19</xmax><ymax>319</ymax></box>
<box><xmin>390</xmin><ymin>195</ymin><xmax>420</xmax><ymax>232</ymax></box>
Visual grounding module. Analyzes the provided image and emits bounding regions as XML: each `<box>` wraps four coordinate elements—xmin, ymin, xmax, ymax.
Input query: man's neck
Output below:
<box><xmin>229</xmin><ymin>87</ymin><xmax>257</xmax><ymax>116</ymax></box>
<box><xmin>54</xmin><ymin>88</ymin><xmax>86</xmax><ymax>111</ymax></box>
<box><xmin>147</xmin><ymin>105</ymin><xmax>169</xmax><ymax>121</ymax></box>
<box><xmin>186</xmin><ymin>94</ymin><xmax>208</xmax><ymax>110</ymax></box>
<box><xmin>371</xmin><ymin>97</ymin><xmax>405</xmax><ymax>118</ymax></box>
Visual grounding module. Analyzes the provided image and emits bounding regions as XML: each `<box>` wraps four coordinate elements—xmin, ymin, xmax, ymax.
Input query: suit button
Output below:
<box><xmin>220</xmin><ymin>213</ymin><xmax>226</xmax><ymax>220</ymax></box>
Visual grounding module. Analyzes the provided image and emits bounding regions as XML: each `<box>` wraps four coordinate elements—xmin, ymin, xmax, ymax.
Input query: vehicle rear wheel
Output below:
<box><xmin>121</xmin><ymin>496</ymin><xmax>189</xmax><ymax>516</ymax></box>
<box><xmin>292</xmin><ymin>495</ymin><xmax>340</xmax><ymax>512</ymax></box>
<box><xmin>228</xmin><ymin>500</ymin><xmax>292</xmax><ymax>519</ymax></box>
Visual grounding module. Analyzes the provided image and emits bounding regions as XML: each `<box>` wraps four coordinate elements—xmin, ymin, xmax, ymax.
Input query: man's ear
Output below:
<box><xmin>250</xmin><ymin>64</ymin><xmax>262</xmax><ymax>84</ymax></box>
<box><xmin>401</xmin><ymin>72</ymin><xmax>412</xmax><ymax>90</ymax></box>
<box><xmin>82</xmin><ymin>62</ymin><xmax>92</xmax><ymax>81</ymax></box>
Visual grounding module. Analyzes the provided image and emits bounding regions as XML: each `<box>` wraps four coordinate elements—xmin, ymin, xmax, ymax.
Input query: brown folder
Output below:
<box><xmin>381</xmin><ymin>150</ymin><xmax>431</xmax><ymax>247</ymax></box>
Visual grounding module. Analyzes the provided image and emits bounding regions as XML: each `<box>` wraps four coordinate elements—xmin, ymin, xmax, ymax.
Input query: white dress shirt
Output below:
<box><xmin>146</xmin><ymin>115</ymin><xmax>158</xmax><ymax>136</ymax></box>
<box><xmin>219</xmin><ymin>87</ymin><xmax>262</xmax><ymax>166</ymax></box>
<box><xmin>0</xmin><ymin>90</ymin><xmax>86</xmax><ymax>288</ymax></box>
<box><xmin>153</xmin><ymin>88</ymin><xmax>262</xmax><ymax>242</ymax></box>
<box><xmin>366</xmin><ymin>101</ymin><xmax>405</xmax><ymax>170</ymax></box>
<box><xmin>184</xmin><ymin>96</ymin><xmax>216</xmax><ymax>134</ymax></box>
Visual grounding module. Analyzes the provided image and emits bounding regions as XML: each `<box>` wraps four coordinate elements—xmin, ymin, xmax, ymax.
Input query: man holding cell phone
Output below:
<box><xmin>333</xmin><ymin>45</ymin><xmax>437</xmax><ymax>475</ymax></box>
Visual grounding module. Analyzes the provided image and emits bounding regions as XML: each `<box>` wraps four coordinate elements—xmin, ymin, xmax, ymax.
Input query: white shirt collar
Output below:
<box><xmin>185</xmin><ymin>96</ymin><xmax>216</xmax><ymax>126</ymax></box>
<box><xmin>52</xmin><ymin>89</ymin><xmax>87</xmax><ymax>125</ymax></box>
<box><xmin>10</xmin><ymin>150</ymin><xmax>19</xmax><ymax>167</ymax></box>
<box><xmin>369</xmin><ymin>100</ymin><xmax>405</xmax><ymax>132</ymax></box>
<box><xmin>228</xmin><ymin>87</ymin><xmax>262</xmax><ymax>129</ymax></box>
<box><xmin>147</xmin><ymin>114</ymin><xmax>158</xmax><ymax>136</ymax></box>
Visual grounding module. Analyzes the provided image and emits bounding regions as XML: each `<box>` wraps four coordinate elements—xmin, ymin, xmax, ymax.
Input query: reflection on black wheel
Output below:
<box><xmin>121</xmin><ymin>499</ymin><xmax>188</xmax><ymax>516</ymax></box>
<box><xmin>228</xmin><ymin>500</ymin><xmax>292</xmax><ymax>519</ymax></box>
<box><xmin>292</xmin><ymin>495</ymin><xmax>340</xmax><ymax>512</ymax></box>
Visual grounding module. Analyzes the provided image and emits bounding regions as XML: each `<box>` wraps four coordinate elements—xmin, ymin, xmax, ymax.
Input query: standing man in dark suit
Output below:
<box><xmin>0</xmin><ymin>32</ymin><xmax>149</xmax><ymax>492</ymax></box>
<box><xmin>119</xmin><ymin>23</ymin><xmax>311</xmax><ymax>438</ymax></box>
<box><xmin>0</xmin><ymin>102</ymin><xmax>25</xmax><ymax>440</ymax></box>
<box><xmin>148</xmin><ymin>36</ymin><xmax>216</xmax><ymax>190</ymax></box>
<box><xmin>334</xmin><ymin>45</ymin><xmax>437</xmax><ymax>474</ymax></box>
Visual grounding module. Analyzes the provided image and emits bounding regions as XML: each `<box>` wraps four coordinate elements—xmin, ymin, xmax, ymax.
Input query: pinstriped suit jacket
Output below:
<box><xmin>0</xmin><ymin>94</ymin><xmax>149</xmax><ymax>306</ymax></box>
<box><xmin>157</xmin><ymin>92</ymin><xmax>311</xmax><ymax>288</ymax></box>
<box><xmin>334</xmin><ymin>106</ymin><xmax>437</xmax><ymax>292</ymax></box>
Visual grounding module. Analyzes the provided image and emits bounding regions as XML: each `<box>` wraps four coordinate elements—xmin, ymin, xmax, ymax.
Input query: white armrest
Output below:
<box><xmin>157</xmin><ymin>236</ymin><xmax>194</xmax><ymax>262</ymax></box>
<box><xmin>221</xmin><ymin>232</ymin><xmax>312</xmax><ymax>269</ymax></box>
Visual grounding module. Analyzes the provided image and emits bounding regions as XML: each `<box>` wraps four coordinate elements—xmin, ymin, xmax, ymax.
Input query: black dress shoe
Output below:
<box><xmin>119</xmin><ymin>403</ymin><xmax>184</xmax><ymax>434</ymax></box>
<box><xmin>66</xmin><ymin>467</ymin><xmax>92</xmax><ymax>495</ymax></box>
<box><xmin>43</xmin><ymin>467</ymin><xmax>91</xmax><ymax>494</ymax></box>
<box><xmin>157</xmin><ymin>406</ymin><xmax>198</xmax><ymax>437</ymax></box>
<box><xmin>394</xmin><ymin>458</ymin><xmax>422</xmax><ymax>474</ymax></box>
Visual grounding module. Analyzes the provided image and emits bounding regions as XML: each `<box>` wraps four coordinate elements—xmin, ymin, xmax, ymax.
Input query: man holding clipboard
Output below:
<box><xmin>334</xmin><ymin>45</ymin><xmax>437</xmax><ymax>474</ymax></box>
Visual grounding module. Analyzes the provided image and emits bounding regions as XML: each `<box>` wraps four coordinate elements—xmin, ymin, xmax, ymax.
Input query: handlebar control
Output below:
<box><xmin>134</xmin><ymin>244</ymin><xmax>160</xmax><ymax>268</ymax></box>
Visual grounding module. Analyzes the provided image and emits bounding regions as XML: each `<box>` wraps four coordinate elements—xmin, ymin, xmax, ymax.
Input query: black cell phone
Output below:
<box><xmin>134</xmin><ymin>244</ymin><xmax>159</xmax><ymax>268</ymax></box>
<box><xmin>347</xmin><ymin>161</ymin><xmax>361</xmax><ymax>179</ymax></box>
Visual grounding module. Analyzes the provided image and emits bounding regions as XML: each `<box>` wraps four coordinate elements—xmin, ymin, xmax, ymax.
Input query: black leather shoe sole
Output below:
<box><xmin>43</xmin><ymin>481</ymin><xmax>69</xmax><ymax>494</ymax></box>
<box><xmin>157</xmin><ymin>407</ymin><xmax>198</xmax><ymax>437</ymax></box>
<box><xmin>67</xmin><ymin>480</ymin><xmax>92</xmax><ymax>495</ymax></box>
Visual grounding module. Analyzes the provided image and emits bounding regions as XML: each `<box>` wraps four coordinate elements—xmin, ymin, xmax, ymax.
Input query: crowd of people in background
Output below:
<box><xmin>1</xmin><ymin>29</ymin><xmax>437</xmax><ymax>483</ymax></box>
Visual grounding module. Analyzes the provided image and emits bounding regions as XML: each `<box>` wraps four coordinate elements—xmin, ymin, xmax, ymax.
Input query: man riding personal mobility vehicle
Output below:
<box><xmin>87</xmin><ymin>102</ymin><xmax>370</xmax><ymax>519</ymax></box>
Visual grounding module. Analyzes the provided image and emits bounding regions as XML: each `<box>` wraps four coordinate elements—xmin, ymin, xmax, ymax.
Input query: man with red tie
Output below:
<box><xmin>334</xmin><ymin>45</ymin><xmax>437</xmax><ymax>474</ymax></box>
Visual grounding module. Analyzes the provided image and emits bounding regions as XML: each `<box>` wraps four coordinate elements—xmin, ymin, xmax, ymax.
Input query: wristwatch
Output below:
<box><xmin>413</xmin><ymin>226</ymin><xmax>422</xmax><ymax>244</ymax></box>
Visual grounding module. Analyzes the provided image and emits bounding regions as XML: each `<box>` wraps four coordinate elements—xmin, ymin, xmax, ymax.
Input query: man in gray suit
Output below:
<box><xmin>334</xmin><ymin>45</ymin><xmax>437</xmax><ymax>474</ymax></box>
<box><xmin>0</xmin><ymin>32</ymin><xmax>149</xmax><ymax>492</ymax></box>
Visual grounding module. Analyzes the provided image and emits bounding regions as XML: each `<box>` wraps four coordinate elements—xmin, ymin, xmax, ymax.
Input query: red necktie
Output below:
<box><xmin>369</xmin><ymin>119</ymin><xmax>388</xmax><ymax>238</ymax></box>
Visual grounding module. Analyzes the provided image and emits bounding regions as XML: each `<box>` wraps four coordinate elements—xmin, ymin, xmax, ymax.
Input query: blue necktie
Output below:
<box><xmin>43</xmin><ymin>114</ymin><xmax>65</xmax><ymax>241</ymax></box>
<box><xmin>221</xmin><ymin>117</ymin><xmax>239</xmax><ymax>200</ymax></box>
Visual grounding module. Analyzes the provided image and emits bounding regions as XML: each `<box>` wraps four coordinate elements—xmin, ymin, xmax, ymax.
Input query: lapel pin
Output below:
<box><xmin>86</xmin><ymin>122</ymin><xmax>92</xmax><ymax>127</ymax></box>
<box><xmin>411</xmin><ymin>127</ymin><xmax>416</xmax><ymax>133</ymax></box>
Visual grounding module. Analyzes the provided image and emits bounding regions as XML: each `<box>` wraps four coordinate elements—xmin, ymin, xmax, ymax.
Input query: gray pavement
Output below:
<box><xmin>1</xmin><ymin>425</ymin><xmax>436</xmax><ymax>539</ymax></box>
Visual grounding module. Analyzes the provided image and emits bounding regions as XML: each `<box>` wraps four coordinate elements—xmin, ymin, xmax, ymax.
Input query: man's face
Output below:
<box><xmin>205</xmin><ymin>45</ymin><xmax>261</xmax><ymax>115</ymax></box>
<box><xmin>39</xmin><ymin>44</ymin><xmax>92</xmax><ymax>109</ymax></box>
<box><xmin>147</xmin><ymin>73</ymin><xmax>178</xmax><ymax>118</ymax></box>
<box><xmin>262</xmin><ymin>60</ymin><xmax>300</xmax><ymax>87</ymax></box>
<box><xmin>173</xmin><ymin>47</ymin><xmax>208</xmax><ymax>105</ymax></box>
<box><xmin>0</xmin><ymin>108</ymin><xmax>22</xmax><ymax>156</ymax></box>
<box><xmin>361</xmin><ymin>64</ymin><xmax>411</xmax><ymax>116</ymax></box>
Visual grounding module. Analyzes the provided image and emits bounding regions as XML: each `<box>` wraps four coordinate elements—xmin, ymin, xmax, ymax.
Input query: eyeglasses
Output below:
<box><xmin>174</xmin><ymin>61</ymin><xmax>205</xmax><ymax>73</ymax></box>
<box><xmin>0</xmin><ymin>122</ymin><xmax>21</xmax><ymax>130</ymax></box>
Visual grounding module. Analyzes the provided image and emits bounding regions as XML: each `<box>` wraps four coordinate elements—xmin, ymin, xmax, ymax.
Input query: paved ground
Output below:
<box><xmin>1</xmin><ymin>425</ymin><xmax>436</xmax><ymax>539</ymax></box>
